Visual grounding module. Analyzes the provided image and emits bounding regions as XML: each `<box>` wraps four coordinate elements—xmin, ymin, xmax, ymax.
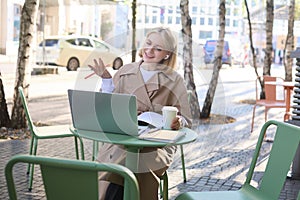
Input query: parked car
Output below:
<box><xmin>203</xmin><ymin>39</ymin><xmax>232</xmax><ymax>66</ymax></box>
<box><xmin>36</xmin><ymin>35</ymin><xmax>124</xmax><ymax>71</ymax></box>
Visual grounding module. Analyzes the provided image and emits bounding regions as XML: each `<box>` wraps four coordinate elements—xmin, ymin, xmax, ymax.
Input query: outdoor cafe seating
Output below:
<box><xmin>175</xmin><ymin>120</ymin><xmax>300</xmax><ymax>200</ymax></box>
<box><xmin>5</xmin><ymin>154</ymin><xmax>140</xmax><ymax>200</ymax></box>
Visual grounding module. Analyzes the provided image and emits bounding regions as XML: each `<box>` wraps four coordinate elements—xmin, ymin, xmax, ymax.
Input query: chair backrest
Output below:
<box><xmin>264</xmin><ymin>76</ymin><xmax>285</xmax><ymax>101</ymax></box>
<box><xmin>244</xmin><ymin>120</ymin><xmax>300</xmax><ymax>199</ymax></box>
<box><xmin>264</xmin><ymin>76</ymin><xmax>277</xmax><ymax>101</ymax></box>
<box><xmin>18</xmin><ymin>87</ymin><xmax>35</xmax><ymax>132</ymax></box>
<box><xmin>256</xmin><ymin>76</ymin><xmax>285</xmax><ymax>102</ymax></box>
<box><xmin>5</xmin><ymin>155</ymin><xmax>140</xmax><ymax>200</ymax></box>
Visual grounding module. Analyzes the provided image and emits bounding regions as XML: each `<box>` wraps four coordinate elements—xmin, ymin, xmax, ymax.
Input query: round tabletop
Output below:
<box><xmin>70</xmin><ymin>126</ymin><xmax>198</xmax><ymax>148</ymax></box>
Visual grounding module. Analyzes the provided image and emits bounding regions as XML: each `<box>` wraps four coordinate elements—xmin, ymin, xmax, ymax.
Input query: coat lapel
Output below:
<box><xmin>114</xmin><ymin>61</ymin><xmax>178</xmax><ymax>112</ymax></box>
<box><xmin>117</xmin><ymin>63</ymin><xmax>154</xmax><ymax>111</ymax></box>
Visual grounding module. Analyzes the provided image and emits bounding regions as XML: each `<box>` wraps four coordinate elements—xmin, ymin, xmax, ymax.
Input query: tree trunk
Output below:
<box><xmin>0</xmin><ymin>78</ymin><xmax>11</xmax><ymax>127</ymax></box>
<box><xmin>244</xmin><ymin>0</ymin><xmax>264</xmax><ymax>98</ymax></box>
<box><xmin>180</xmin><ymin>0</ymin><xmax>201</xmax><ymax>120</ymax></box>
<box><xmin>201</xmin><ymin>0</ymin><xmax>226</xmax><ymax>118</ymax></box>
<box><xmin>263</xmin><ymin>0</ymin><xmax>274</xmax><ymax>76</ymax></box>
<box><xmin>283</xmin><ymin>0</ymin><xmax>295</xmax><ymax>82</ymax></box>
<box><xmin>11</xmin><ymin>0</ymin><xmax>39</xmax><ymax>129</ymax></box>
<box><xmin>131</xmin><ymin>0</ymin><xmax>137</xmax><ymax>62</ymax></box>
<box><xmin>244</xmin><ymin>0</ymin><xmax>258</xmax><ymax>74</ymax></box>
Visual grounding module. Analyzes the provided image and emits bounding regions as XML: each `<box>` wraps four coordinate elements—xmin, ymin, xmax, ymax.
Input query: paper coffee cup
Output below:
<box><xmin>162</xmin><ymin>106</ymin><xmax>178</xmax><ymax>130</ymax></box>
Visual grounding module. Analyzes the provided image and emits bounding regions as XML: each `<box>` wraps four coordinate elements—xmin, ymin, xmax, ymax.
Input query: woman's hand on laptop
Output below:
<box><xmin>88</xmin><ymin>58</ymin><xmax>112</xmax><ymax>79</ymax></box>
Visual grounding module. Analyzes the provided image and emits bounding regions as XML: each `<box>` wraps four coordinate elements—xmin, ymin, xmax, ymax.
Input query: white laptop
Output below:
<box><xmin>68</xmin><ymin>89</ymin><xmax>139</xmax><ymax>136</ymax></box>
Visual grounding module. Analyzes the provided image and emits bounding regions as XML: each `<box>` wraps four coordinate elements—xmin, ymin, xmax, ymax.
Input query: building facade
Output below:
<box><xmin>1</xmin><ymin>0</ymin><xmax>299</xmax><ymax>62</ymax></box>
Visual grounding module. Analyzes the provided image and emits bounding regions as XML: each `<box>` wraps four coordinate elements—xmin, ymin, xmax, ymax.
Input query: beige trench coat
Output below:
<box><xmin>98</xmin><ymin>61</ymin><xmax>192</xmax><ymax>200</ymax></box>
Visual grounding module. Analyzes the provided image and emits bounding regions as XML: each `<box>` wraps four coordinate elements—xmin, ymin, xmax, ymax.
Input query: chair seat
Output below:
<box><xmin>176</xmin><ymin>185</ymin><xmax>272</xmax><ymax>200</ymax></box>
<box><xmin>34</xmin><ymin>125</ymin><xmax>75</xmax><ymax>138</ymax></box>
<box><xmin>255</xmin><ymin>100</ymin><xmax>286</xmax><ymax>108</ymax></box>
<box><xmin>251</xmin><ymin>76</ymin><xmax>287</xmax><ymax>132</ymax></box>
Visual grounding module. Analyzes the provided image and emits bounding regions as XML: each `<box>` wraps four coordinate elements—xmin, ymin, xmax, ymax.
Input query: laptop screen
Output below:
<box><xmin>68</xmin><ymin>89</ymin><xmax>138</xmax><ymax>136</ymax></box>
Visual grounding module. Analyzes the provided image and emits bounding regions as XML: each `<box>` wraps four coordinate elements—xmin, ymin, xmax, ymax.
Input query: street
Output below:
<box><xmin>1</xmin><ymin>59</ymin><xmax>293</xmax><ymax>127</ymax></box>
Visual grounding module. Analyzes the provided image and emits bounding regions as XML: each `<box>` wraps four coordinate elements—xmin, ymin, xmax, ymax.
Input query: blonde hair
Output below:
<box><xmin>138</xmin><ymin>27</ymin><xmax>178</xmax><ymax>69</ymax></box>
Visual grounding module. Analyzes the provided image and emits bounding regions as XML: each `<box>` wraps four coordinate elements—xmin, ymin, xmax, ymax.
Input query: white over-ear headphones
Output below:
<box><xmin>164</xmin><ymin>55</ymin><xmax>170</xmax><ymax>60</ymax></box>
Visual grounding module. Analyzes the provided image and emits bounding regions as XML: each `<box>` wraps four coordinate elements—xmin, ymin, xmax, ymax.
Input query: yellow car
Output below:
<box><xmin>36</xmin><ymin>35</ymin><xmax>124</xmax><ymax>71</ymax></box>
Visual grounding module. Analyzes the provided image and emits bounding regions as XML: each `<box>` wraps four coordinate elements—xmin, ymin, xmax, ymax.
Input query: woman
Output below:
<box><xmin>88</xmin><ymin>27</ymin><xmax>192</xmax><ymax>200</ymax></box>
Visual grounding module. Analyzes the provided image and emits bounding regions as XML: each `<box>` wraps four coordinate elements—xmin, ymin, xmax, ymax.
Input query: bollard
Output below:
<box><xmin>287</xmin><ymin>47</ymin><xmax>300</xmax><ymax>179</ymax></box>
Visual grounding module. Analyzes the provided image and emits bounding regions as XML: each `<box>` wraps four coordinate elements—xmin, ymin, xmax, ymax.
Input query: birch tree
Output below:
<box><xmin>180</xmin><ymin>0</ymin><xmax>201</xmax><ymax>120</ymax></box>
<box><xmin>244</xmin><ymin>0</ymin><xmax>265</xmax><ymax>97</ymax></box>
<box><xmin>200</xmin><ymin>0</ymin><xmax>226</xmax><ymax>118</ymax></box>
<box><xmin>244</xmin><ymin>0</ymin><xmax>259</xmax><ymax>76</ymax></box>
<box><xmin>11</xmin><ymin>0</ymin><xmax>39</xmax><ymax>128</ymax></box>
<box><xmin>131</xmin><ymin>0</ymin><xmax>137</xmax><ymax>62</ymax></box>
<box><xmin>263</xmin><ymin>0</ymin><xmax>274</xmax><ymax>76</ymax></box>
<box><xmin>283</xmin><ymin>0</ymin><xmax>295</xmax><ymax>81</ymax></box>
<box><xmin>0</xmin><ymin>77</ymin><xmax>10</xmax><ymax>127</ymax></box>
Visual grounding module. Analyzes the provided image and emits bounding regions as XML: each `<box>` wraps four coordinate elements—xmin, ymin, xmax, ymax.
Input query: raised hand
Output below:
<box><xmin>88</xmin><ymin>58</ymin><xmax>107</xmax><ymax>77</ymax></box>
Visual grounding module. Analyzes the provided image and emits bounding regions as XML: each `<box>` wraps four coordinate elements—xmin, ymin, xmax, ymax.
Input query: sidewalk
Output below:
<box><xmin>0</xmin><ymin>61</ymin><xmax>299</xmax><ymax>199</ymax></box>
<box><xmin>0</xmin><ymin>54</ymin><xmax>17</xmax><ymax>63</ymax></box>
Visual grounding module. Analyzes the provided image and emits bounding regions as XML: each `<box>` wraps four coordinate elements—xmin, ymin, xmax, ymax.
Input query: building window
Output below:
<box><xmin>192</xmin><ymin>6</ymin><xmax>197</xmax><ymax>14</ymax></box>
<box><xmin>145</xmin><ymin>16</ymin><xmax>149</xmax><ymax>23</ymax></box>
<box><xmin>168</xmin><ymin>16</ymin><xmax>172</xmax><ymax>24</ymax></box>
<box><xmin>152</xmin><ymin>16</ymin><xmax>157</xmax><ymax>23</ymax></box>
<box><xmin>168</xmin><ymin>6</ymin><xmax>173</xmax><ymax>14</ymax></box>
<box><xmin>233</xmin><ymin>20</ymin><xmax>239</xmax><ymax>27</ymax></box>
<box><xmin>176</xmin><ymin>17</ymin><xmax>181</xmax><ymax>24</ymax></box>
<box><xmin>192</xmin><ymin>17</ymin><xmax>196</xmax><ymax>25</ymax></box>
<box><xmin>200</xmin><ymin>17</ymin><xmax>205</xmax><ymax>25</ymax></box>
<box><xmin>208</xmin><ymin>18</ymin><xmax>213</xmax><ymax>25</ymax></box>
<box><xmin>199</xmin><ymin>31</ymin><xmax>212</xmax><ymax>39</ymax></box>
<box><xmin>225</xmin><ymin>18</ymin><xmax>230</xmax><ymax>26</ymax></box>
<box><xmin>160</xmin><ymin>16</ymin><xmax>164</xmax><ymax>24</ymax></box>
<box><xmin>233</xmin><ymin>8</ymin><xmax>239</xmax><ymax>16</ymax></box>
<box><xmin>200</xmin><ymin>8</ymin><xmax>205</xmax><ymax>14</ymax></box>
<box><xmin>226</xmin><ymin>8</ymin><xmax>231</xmax><ymax>16</ymax></box>
<box><xmin>176</xmin><ymin>6</ymin><xmax>180</xmax><ymax>14</ymax></box>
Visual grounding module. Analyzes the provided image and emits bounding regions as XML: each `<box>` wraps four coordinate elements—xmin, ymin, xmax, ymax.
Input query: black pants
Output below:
<box><xmin>104</xmin><ymin>183</ymin><xmax>124</xmax><ymax>200</ymax></box>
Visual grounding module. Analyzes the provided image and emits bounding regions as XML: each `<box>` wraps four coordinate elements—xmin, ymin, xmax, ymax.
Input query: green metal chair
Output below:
<box><xmin>176</xmin><ymin>120</ymin><xmax>300</xmax><ymax>200</ymax></box>
<box><xmin>91</xmin><ymin>140</ymin><xmax>168</xmax><ymax>200</ymax></box>
<box><xmin>5</xmin><ymin>155</ymin><xmax>140</xmax><ymax>200</ymax></box>
<box><xmin>159</xmin><ymin>171</ymin><xmax>169</xmax><ymax>200</ymax></box>
<box><xmin>18</xmin><ymin>87</ymin><xmax>85</xmax><ymax>191</ymax></box>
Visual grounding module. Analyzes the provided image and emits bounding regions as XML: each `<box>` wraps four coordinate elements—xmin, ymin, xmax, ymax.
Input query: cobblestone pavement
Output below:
<box><xmin>1</xmin><ymin>66</ymin><xmax>300</xmax><ymax>199</ymax></box>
